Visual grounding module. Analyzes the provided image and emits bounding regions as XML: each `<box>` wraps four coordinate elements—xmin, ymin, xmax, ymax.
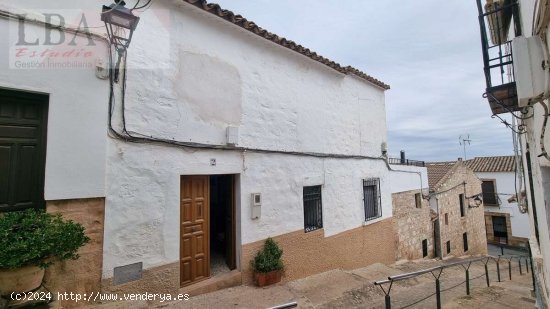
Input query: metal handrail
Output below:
<box><xmin>374</xmin><ymin>253</ymin><xmax>533</xmax><ymax>309</ymax></box>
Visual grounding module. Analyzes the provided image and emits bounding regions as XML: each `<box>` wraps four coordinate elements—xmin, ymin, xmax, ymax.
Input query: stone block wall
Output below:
<box><xmin>392</xmin><ymin>189</ymin><xmax>435</xmax><ymax>260</ymax></box>
<box><xmin>435</xmin><ymin>163</ymin><xmax>487</xmax><ymax>258</ymax></box>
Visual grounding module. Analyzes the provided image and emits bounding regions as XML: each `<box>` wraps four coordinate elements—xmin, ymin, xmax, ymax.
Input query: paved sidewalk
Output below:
<box><xmin>88</xmin><ymin>257</ymin><xmax>535</xmax><ymax>309</ymax></box>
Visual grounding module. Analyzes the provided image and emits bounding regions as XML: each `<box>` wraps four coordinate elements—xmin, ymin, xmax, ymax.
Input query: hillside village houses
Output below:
<box><xmin>1</xmin><ymin>0</ymin><xmax>515</xmax><ymax>306</ymax></box>
<box><xmin>465</xmin><ymin>156</ymin><xmax>530</xmax><ymax>247</ymax></box>
<box><xmin>392</xmin><ymin>157</ymin><xmax>488</xmax><ymax>261</ymax></box>
<box><xmin>0</xmin><ymin>0</ymin><xmax>446</xmax><ymax>301</ymax></box>
<box><xmin>476</xmin><ymin>0</ymin><xmax>550</xmax><ymax>307</ymax></box>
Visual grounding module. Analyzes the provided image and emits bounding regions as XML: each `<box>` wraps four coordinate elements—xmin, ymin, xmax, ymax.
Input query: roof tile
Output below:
<box><xmin>465</xmin><ymin>156</ymin><xmax>516</xmax><ymax>172</ymax></box>
<box><xmin>182</xmin><ymin>0</ymin><xmax>390</xmax><ymax>90</ymax></box>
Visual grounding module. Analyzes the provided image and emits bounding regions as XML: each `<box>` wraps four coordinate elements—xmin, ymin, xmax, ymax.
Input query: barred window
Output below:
<box><xmin>481</xmin><ymin>180</ymin><xmax>498</xmax><ymax>206</ymax></box>
<box><xmin>415</xmin><ymin>193</ymin><xmax>422</xmax><ymax>208</ymax></box>
<box><xmin>422</xmin><ymin>239</ymin><xmax>428</xmax><ymax>257</ymax></box>
<box><xmin>303</xmin><ymin>185</ymin><xmax>323</xmax><ymax>232</ymax></box>
<box><xmin>364</xmin><ymin>178</ymin><xmax>381</xmax><ymax>221</ymax></box>
<box><xmin>459</xmin><ymin>193</ymin><xmax>465</xmax><ymax>217</ymax></box>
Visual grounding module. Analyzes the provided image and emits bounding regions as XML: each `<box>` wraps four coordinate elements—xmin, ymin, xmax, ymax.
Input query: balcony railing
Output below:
<box><xmin>388</xmin><ymin>157</ymin><xmax>425</xmax><ymax>167</ymax></box>
<box><xmin>476</xmin><ymin>0</ymin><xmax>522</xmax><ymax>115</ymax></box>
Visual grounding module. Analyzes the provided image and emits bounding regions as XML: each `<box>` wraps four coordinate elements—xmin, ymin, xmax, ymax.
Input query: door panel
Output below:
<box><xmin>180</xmin><ymin>175</ymin><xmax>210</xmax><ymax>287</ymax></box>
<box><xmin>0</xmin><ymin>89</ymin><xmax>48</xmax><ymax>212</ymax></box>
<box><xmin>225</xmin><ymin>175</ymin><xmax>236</xmax><ymax>270</ymax></box>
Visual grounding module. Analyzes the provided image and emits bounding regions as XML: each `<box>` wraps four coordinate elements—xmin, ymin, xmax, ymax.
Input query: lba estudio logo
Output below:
<box><xmin>10</xmin><ymin>10</ymin><xmax>104</xmax><ymax>70</ymax></box>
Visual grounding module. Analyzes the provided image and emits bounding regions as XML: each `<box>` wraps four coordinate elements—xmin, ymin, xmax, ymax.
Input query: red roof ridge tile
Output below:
<box><xmin>182</xmin><ymin>0</ymin><xmax>390</xmax><ymax>90</ymax></box>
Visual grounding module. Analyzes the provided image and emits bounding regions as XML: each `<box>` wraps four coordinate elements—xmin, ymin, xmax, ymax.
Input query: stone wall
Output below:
<box><xmin>44</xmin><ymin>198</ymin><xmax>105</xmax><ymax>308</ymax></box>
<box><xmin>434</xmin><ymin>163</ymin><xmax>487</xmax><ymax>258</ymax></box>
<box><xmin>392</xmin><ymin>189</ymin><xmax>435</xmax><ymax>260</ymax></box>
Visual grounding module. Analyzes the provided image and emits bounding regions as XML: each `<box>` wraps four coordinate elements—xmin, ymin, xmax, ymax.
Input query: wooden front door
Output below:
<box><xmin>180</xmin><ymin>175</ymin><xmax>210</xmax><ymax>286</ymax></box>
<box><xmin>0</xmin><ymin>89</ymin><xmax>48</xmax><ymax>212</ymax></box>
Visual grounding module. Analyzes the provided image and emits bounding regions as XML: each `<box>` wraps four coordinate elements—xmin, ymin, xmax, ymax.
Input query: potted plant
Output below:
<box><xmin>251</xmin><ymin>237</ymin><xmax>284</xmax><ymax>287</ymax></box>
<box><xmin>0</xmin><ymin>209</ymin><xmax>90</xmax><ymax>295</ymax></box>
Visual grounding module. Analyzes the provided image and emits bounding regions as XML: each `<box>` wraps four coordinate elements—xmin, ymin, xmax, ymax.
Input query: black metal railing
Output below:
<box><xmin>482</xmin><ymin>192</ymin><xmax>500</xmax><ymax>206</ymax></box>
<box><xmin>374</xmin><ymin>253</ymin><xmax>534</xmax><ymax>309</ymax></box>
<box><xmin>476</xmin><ymin>0</ymin><xmax>522</xmax><ymax>115</ymax></box>
<box><xmin>364</xmin><ymin>178</ymin><xmax>382</xmax><ymax>221</ymax></box>
<box><xmin>388</xmin><ymin>157</ymin><xmax>425</xmax><ymax>167</ymax></box>
<box><xmin>303</xmin><ymin>185</ymin><xmax>323</xmax><ymax>232</ymax></box>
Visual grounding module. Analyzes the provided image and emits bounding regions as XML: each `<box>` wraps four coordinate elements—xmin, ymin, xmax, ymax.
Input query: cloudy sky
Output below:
<box><xmin>214</xmin><ymin>0</ymin><xmax>516</xmax><ymax>162</ymax></box>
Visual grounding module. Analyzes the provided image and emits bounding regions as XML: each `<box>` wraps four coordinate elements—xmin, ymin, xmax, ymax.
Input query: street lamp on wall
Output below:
<box><xmin>468</xmin><ymin>194</ymin><xmax>483</xmax><ymax>208</ymax></box>
<box><xmin>101</xmin><ymin>0</ymin><xmax>140</xmax><ymax>82</ymax></box>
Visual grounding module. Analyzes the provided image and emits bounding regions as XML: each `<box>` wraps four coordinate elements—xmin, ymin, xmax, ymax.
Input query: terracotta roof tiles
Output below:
<box><xmin>465</xmin><ymin>156</ymin><xmax>516</xmax><ymax>172</ymax></box>
<box><xmin>182</xmin><ymin>0</ymin><xmax>390</xmax><ymax>90</ymax></box>
<box><xmin>426</xmin><ymin>161</ymin><xmax>456</xmax><ymax>189</ymax></box>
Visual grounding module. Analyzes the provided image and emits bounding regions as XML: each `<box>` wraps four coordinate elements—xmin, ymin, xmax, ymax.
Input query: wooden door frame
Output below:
<box><xmin>0</xmin><ymin>88</ymin><xmax>49</xmax><ymax>212</ymax></box>
<box><xmin>180</xmin><ymin>174</ymin><xmax>237</xmax><ymax>287</ymax></box>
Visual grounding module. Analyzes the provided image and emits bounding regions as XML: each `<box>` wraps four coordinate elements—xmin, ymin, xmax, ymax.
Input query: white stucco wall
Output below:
<box><xmin>389</xmin><ymin>165</ymin><xmax>428</xmax><ymax>194</ymax></box>
<box><xmin>100</xmin><ymin>0</ymin><xmax>390</xmax><ymax>278</ymax></box>
<box><xmin>475</xmin><ymin>171</ymin><xmax>530</xmax><ymax>238</ymax></box>
<box><xmin>0</xmin><ymin>0</ymin><xmax>391</xmax><ymax>279</ymax></box>
<box><xmin>0</xmin><ymin>13</ymin><xmax>109</xmax><ymax>200</ymax></box>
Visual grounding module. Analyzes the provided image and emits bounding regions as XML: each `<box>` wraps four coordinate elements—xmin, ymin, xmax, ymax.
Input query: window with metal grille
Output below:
<box><xmin>415</xmin><ymin>193</ymin><xmax>422</xmax><ymax>208</ymax></box>
<box><xmin>481</xmin><ymin>180</ymin><xmax>498</xmax><ymax>206</ymax></box>
<box><xmin>422</xmin><ymin>239</ymin><xmax>428</xmax><ymax>257</ymax></box>
<box><xmin>446</xmin><ymin>241</ymin><xmax>451</xmax><ymax>254</ymax></box>
<box><xmin>363</xmin><ymin>178</ymin><xmax>381</xmax><ymax>221</ymax></box>
<box><xmin>463</xmin><ymin>233</ymin><xmax>469</xmax><ymax>252</ymax></box>
<box><xmin>303</xmin><ymin>185</ymin><xmax>323</xmax><ymax>232</ymax></box>
<box><xmin>459</xmin><ymin>193</ymin><xmax>465</xmax><ymax>217</ymax></box>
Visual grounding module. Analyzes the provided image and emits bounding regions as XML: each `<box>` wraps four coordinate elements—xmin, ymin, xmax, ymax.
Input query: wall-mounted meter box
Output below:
<box><xmin>512</xmin><ymin>36</ymin><xmax>548</xmax><ymax>107</ymax></box>
<box><xmin>251</xmin><ymin>193</ymin><xmax>261</xmax><ymax>219</ymax></box>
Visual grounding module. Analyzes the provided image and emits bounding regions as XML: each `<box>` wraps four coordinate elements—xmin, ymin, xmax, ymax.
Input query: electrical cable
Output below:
<box><xmin>132</xmin><ymin>0</ymin><xmax>153</xmax><ymax>11</ymax></box>
<box><xmin>107</xmin><ymin>49</ymin><xmax>391</xmax><ymax>163</ymax></box>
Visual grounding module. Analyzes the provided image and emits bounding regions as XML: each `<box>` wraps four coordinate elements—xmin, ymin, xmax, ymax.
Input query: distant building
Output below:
<box><xmin>465</xmin><ymin>156</ymin><xmax>530</xmax><ymax>247</ymax></box>
<box><xmin>426</xmin><ymin>159</ymin><xmax>488</xmax><ymax>258</ymax></box>
<box><xmin>391</xmin><ymin>155</ymin><xmax>487</xmax><ymax>260</ymax></box>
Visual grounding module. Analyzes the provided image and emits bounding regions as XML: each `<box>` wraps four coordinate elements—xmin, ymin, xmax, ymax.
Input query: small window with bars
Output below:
<box><xmin>303</xmin><ymin>185</ymin><xmax>323</xmax><ymax>233</ymax></box>
<box><xmin>415</xmin><ymin>193</ymin><xmax>422</xmax><ymax>208</ymax></box>
<box><xmin>459</xmin><ymin>193</ymin><xmax>465</xmax><ymax>217</ymax></box>
<box><xmin>481</xmin><ymin>180</ymin><xmax>499</xmax><ymax>206</ymax></box>
<box><xmin>422</xmin><ymin>239</ymin><xmax>428</xmax><ymax>257</ymax></box>
<box><xmin>363</xmin><ymin>178</ymin><xmax>381</xmax><ymax>221</ymax></box>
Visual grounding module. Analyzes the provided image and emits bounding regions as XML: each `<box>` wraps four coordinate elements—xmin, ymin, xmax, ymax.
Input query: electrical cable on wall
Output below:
<box><xmin>106</xmin><ymin>47</ymin><xmax>391</xmax><ymax>163</ymax></box>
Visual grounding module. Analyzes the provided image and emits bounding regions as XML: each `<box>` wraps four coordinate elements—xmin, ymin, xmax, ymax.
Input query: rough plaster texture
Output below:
<box><xmin>44</xmin><ymin>198</ymin><xmax>105</xmax><ymax>308</ymax></box>
<box><xmin>101</xmin><ymin>262</ymin><xmax>179</xmax><ymax>297</ymax></box>
<box><xmin>392</xmin><ymin>189</ymin><xmax>435</xmax><ymax>260</ymax></box>
<box><xmin>101</xmin><ymin>0</ymin><xmax>390</xmax><ymax>280</ymax></box>
<box><xmin>0</xmin><ymin>17</ymin><xmax>109</xmax><ymax>200</ymax></box>
<box><xmin>476</xmin><ymin>171</ymin><xmax>530</xmax><ymax>239</ymax></box>
<box><xmin>432</xmin><ymin>163</ymin><xmax>487</xmax><ymax>258</ymax></box>
<box><xmin>240</xmin><ymin>218</ymin><xmax>396</xmax><ymax>284</ymax></box>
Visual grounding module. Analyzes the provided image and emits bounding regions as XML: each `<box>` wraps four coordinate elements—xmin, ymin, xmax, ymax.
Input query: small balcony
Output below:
<box><xmin>476</xmin><ymin>0</ymin><xmax>522</xmax><ymax>115</ymax></box>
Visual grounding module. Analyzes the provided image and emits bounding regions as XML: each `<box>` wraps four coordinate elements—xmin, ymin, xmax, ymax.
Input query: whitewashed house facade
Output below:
<box><xmin>466</xmin><ymin>156</ymin><xmax>530</xmax><ymax>247</ymax></box>
<box><xmin>0</xmin><ymin>0</ymin><xmax>398</xmax><ymax>297</ymax></box>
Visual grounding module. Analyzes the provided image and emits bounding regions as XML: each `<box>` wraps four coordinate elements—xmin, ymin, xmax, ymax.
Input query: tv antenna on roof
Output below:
<box><xmin>459</xmin><ymin>134</ymin><xmax>471</xmax><ymax>160</ymax></box>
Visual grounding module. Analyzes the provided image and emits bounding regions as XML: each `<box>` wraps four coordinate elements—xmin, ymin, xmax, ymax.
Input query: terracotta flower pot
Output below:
<box><xmin>0</xmin><ymin>265</ymin><xmax>45</xmax><ymax>296</ymax></box>
<box><xmin>254</xmin><ymin>270</ymin><xmax>282</xmax><ymax>287</ymax></box>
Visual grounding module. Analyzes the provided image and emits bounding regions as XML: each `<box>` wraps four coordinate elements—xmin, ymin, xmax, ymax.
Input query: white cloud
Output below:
<box><xmin>214</xmin><ymin>0</ymin><xmax>515</xmax><ymax>161</ymax></box>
